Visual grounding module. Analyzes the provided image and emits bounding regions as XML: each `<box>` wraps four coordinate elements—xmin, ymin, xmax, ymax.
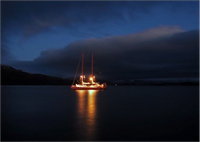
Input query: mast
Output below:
<box><xmin>82</xmin><ymin>52</ymin><xmax>84</xmax><ymax>76</ymax></box>
<box><xmin>92</xmin><ymin>53</ymin><xmax>93</xmax><ymax>76</ymax></box>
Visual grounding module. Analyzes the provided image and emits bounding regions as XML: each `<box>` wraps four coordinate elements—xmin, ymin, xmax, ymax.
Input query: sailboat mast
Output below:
<box><xmin>82</xmin><ymin>52</ymin><xmax>84</xmax><ymax>75</ymax></box>
<box><xmin>91</xmin><ymin>53</ymin><xmax>93</xmax><ymax>76</ymax></box>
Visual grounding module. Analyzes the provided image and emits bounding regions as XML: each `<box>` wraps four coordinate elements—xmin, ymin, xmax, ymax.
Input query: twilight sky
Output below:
<box><xmin>1</xmin><ymin>1</ymin><xmax>199</xmax><ymax>80</ymax></box>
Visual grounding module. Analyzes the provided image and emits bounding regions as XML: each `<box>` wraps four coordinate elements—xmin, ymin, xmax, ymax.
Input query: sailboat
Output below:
<box><xmin>71</xmin><ymin>52</ymin><xmax>107</xmax><ymax>90</ymax></box>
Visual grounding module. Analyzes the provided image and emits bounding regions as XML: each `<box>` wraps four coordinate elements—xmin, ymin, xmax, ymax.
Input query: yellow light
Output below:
<box><xmin>76</xmin><ymin>90</ymin><xmax>86</xmax><ymax>95</ymax></box>
<box><xmin>90</xmin><ymin>77</ymin><xmax>93</xmax><ymax>80</ymax></box>
<box><xmin>88</xmin><ymin>90</ymin><xmax>98</xmax><ymax>95</ymax></box>
<box><xmin>80</xmin><ymin>75</ymin><xmax>83</xmax><ymax>78</ymax></box>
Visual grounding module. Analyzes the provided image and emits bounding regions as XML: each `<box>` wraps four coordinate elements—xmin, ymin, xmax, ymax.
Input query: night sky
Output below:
<box><xmin>1</xmin><ymin>1</ymin><xmax>199</xmax><ymax>81</ymax></box>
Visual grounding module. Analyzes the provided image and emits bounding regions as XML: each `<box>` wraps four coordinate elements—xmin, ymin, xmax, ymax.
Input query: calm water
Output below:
<box><xmin>1</xmin><ymin>86</ymin><xmax>199</xmax><ymax>141</ymax></box>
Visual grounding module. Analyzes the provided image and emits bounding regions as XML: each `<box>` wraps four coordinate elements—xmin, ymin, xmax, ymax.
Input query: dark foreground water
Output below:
<box><xmin>1</xmin><ymin>86</ymin><xmax>199</xmax><ymax>141</ymax></box>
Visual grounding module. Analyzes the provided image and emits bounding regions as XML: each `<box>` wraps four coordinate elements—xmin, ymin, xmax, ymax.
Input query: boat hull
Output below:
<box><xmin>71</xmin><ymin>85</ymin><xmax>107</xmax><ymax>90</ymax></box>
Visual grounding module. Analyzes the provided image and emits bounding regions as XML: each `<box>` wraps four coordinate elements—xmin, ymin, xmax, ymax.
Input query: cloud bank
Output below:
<box><xmin>8</xmin><ymin>26</ymin><xmax>199</xmax><ymax>80</ymax></box>
<box><xmin>1</xmin><ymin>1</ymin><xmax>161</xmax><ymax>62</ymax></box>
<box><xmin>1</xmin><ymin>1</ymin><xmax>198</xmax><ymax>62</ymax></box>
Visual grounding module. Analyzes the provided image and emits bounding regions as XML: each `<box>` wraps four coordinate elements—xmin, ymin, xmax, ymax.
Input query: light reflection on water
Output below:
<box><xmin>1</xmin><ymin>86</ymin><xmax>199</xmax><ymax>141</ymax></box>
<box><xmin>76</xmin><ymin>90</ymin><xmax>98</xmax><ymax>140</ymax></box>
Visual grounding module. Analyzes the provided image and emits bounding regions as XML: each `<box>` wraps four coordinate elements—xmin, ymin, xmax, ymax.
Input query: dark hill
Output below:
<box><xmin>1</xmin><ymin>65</ymin><xmax>114</xmax><ymax>85</ymax></box>
<box><xmin>1</xmin><ymin>65</ymin><xmax>72</xmax><ymax>85</ymax></box>
<box><xmin>2</xmin><ymin>65</ymin><xmax>196</xmax><ymax>86</ymax></box>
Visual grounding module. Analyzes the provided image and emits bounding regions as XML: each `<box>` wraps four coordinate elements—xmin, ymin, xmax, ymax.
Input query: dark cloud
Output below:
<box><xmin>1</xmin><ymin>34</ymin><xmax>14</xmax><ymax>64</ymax></box>
<box><xmin>1</xmin><ymin>1</ymin><xmax>160</xmax><ymax>39</ymax></box>
<box><xmin>8</xmin><ymin>27</ymin><xmax>199</xmax><ymax>80</ymax></box>
<box><xmin>1</xmin><ymin>1</ymin><xmax>198</xmax><ymax>63</ymax></box>
<box><xmin>1</xmin><ymin>1</ymin><xmax>160</xmax><ymax>60</ymax></box>
<box><xmin>1</xmin><ymin>1</ymin><xmax>198</xmax><ymax>78</ymax></box>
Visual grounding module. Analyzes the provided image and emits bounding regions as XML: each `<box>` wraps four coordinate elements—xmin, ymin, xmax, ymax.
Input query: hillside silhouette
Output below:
<box><xmin>1</xmin><ymin>65</ymin><xmax>198</xmax><ymax>86</ymax></box>
<box><xmin>1</xmin><ymin>65</ymin><xmax>114</xmax><ymax>85</ymax></box>
<box><xmin>1</xmin><ymin>65</ymin><xmax>72</xmax><ymax>85</ymax></box>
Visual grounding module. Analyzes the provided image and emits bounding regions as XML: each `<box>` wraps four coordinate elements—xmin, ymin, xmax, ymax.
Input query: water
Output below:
<box><xmin>1</xmin><ymin>86</ymin><xmax>199</xmax><ymax>141</ymax></box>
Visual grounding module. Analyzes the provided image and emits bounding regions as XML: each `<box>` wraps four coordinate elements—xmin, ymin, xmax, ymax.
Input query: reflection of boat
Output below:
<box><xmin>71</xmin><ymin>52</ymin><xmax>107</xmax><ymax>90</ymax></box>
<box><xmin>76</xmin><ymin>90</ymin><xmax>98</xmax><ymax>140</ymax></box>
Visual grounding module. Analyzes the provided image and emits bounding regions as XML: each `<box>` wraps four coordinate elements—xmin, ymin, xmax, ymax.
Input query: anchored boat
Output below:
<box><xmin>71</xmin><ymin>52</ymin><xmax>107</xmax><ymax>90</ymax></box>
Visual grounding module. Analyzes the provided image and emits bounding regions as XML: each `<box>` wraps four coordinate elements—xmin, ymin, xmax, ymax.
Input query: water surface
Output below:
<box><xmin>1</xmin><ymin>86</ymin><xmax>199</xmax><ymax>141</ymax></box>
